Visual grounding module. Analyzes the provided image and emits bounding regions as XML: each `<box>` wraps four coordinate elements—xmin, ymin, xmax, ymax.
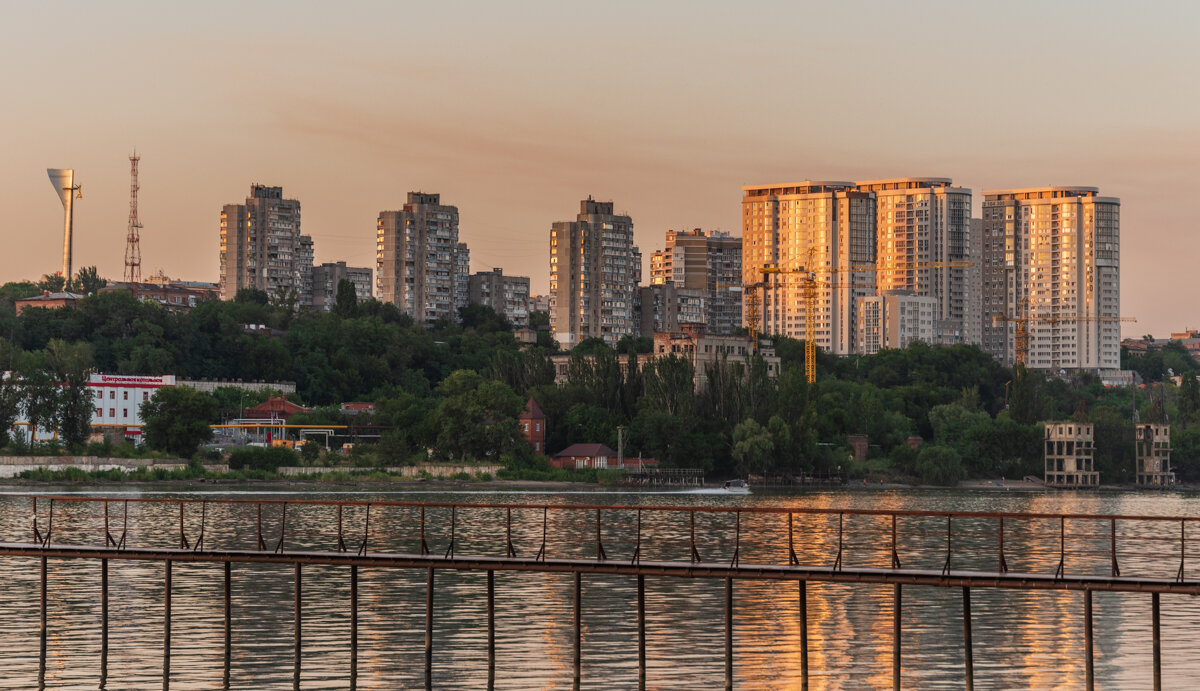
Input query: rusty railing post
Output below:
<box><xmin>637</xmin><ymin>574</ymin><xmax>646</xmax><ymax>689</ymax></box>
<box><xmin>294</xmin><ymin>562</ymin><xmax>302</xmax><ymax>690</ymax></box>
<box><xmin>224</xmin><ymin>561</ymin><xmax>231</xmax><ymax>688</ymax></box>
<box><xmin>101</xmin><ymin>557</ymin><xmax>109</xmax><ymax>689</ymax></box>
<box><xmin>425</xmin><ymin>567</ymin><xmax>434</xmax><ymax>689</ymax></box>
<box><xmin>574</xmin><ymin>571</ymin><xmax>583</xmax><ymax>687</ymax></box>
<box><xmin>350</xmin><ymin>564</ymin><xmax>358</xmax><ymax>690</ymax></box>
<box><xmin>799</xmin><ymin>580</ymin><xmax>809</xmax><ymax>690</ymax></box>
<box><xmin>998</xmin><ymin>516</ymin><xmax>1008</xmax><ymax>573</ymax></box>
<box><xmin>893</xmin><ymin>583</ymin><xmax>901</xmax><ymax>691</ymax></box>
<box><xmin>164</xmin><ymin>559</ymin><xmax>172</xmax><ymax>691</ymax></box>
<box><xmin>1152</xmin><ymin>592</ymin><xmax>1161</xmax><ymax>691</ymax></box>
<box><xmin>39</xmin><ymin>554</ymin><xmax>47</xmax><ymax>688</ymax></box>
<box><xmin>487</xmin><ymin>569</ymin><xmax>495</xmax><ymax>688</ymax></box>
<box><xmin>1084</xmin><ymin>589</ymin><xmax>1094</xmax><ymax>690</ymax></box>
<box><xmin>963</xmin><ymin>587</ymin><xmax>973</xmax><ymax>691</ymax></box>
<box><xmin>724</xmin><ymin>577</ymin><xmax>733</xmax><ymax>690</ymax></box>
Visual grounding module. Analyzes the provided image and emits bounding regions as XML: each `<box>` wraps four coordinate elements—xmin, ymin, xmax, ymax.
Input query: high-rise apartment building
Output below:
<box><xmin>549</xmin><ymin>198</ymin><xmax>640</xmax><ymax>348</ymax></box>
<box><xmin>856</xmin><ymin>291</ymin><xmax>937</xmax><ymax>355</ymax></box>
<box><xmin>376</xmin><ymin>192</ymin><xmax>470</xmax><ymax>325</ymax></box>
<box><xmin>648</xmin><ymin>228</ymin><xmax>742</xmax><ymax>335</ymax></box>
<box><xmin>311</xmin><ymin>262</ymin><xmax>373</xmax><ymax>312</ymax></box>
<box><xmin>469</xmin><ymin>268</ymin><xmax>531</xmax><ymax>328</ymax></box>
<box><xmin>854</xmin><ymin>178</ymin><xmax>973</xmax><ymax>344</ymax></box>
<box><xmin>741</xmin><ymin>182</ymin><xmax>875</xmax><ymax>354</ymax></box>
<box><xmin>219</xmin><ymin>185</ymin><xmax>307</xmax><ymax>301</ymax></box>
<box><xmin>981</xmin><ymin>187</ymin><xmax>1120</xmax><ymax>371</ymax></box>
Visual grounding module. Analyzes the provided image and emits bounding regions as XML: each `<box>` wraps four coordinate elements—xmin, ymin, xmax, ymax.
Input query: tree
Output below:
<box><xmin>45</xmin><ymin>339</ymin><xmax>94</xmax><ymax>448</ymax></box>
<box><xmin>914</xmin><ymin>445</ymin><xmax>966</xmax><ymax>486</ymax></box>
<box><xmin>731</xmin><ymin>418</ymin><xmax>773</xmax><ymax>479</ymax></box>
<box><xmin>37</xmin><ymin>274</ymin><xmax>65</xmax><ymax>292</ymax></box>
<box><xmin>72</xmin><ymin>266</ymin><xmax>107</xmax><ymax>295</ymax></box>
<box><xmin>334</xmin><ymin>279</ymin><xmax>359</xmax><ymax>318</ymax></box>
<box><xmin>141</xmin><ymin>386</ymin><xmax>219</xmax><ymax>457</ymax></box>
<box><xmin>1180</xmin><ymin>375</ymin><xmax>1200</xmax><ymax>425</ymax></box>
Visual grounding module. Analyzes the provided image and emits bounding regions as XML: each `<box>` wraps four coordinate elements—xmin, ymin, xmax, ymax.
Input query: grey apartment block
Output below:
<box><xmin>219</xmin><ymin>184</ymin><xmax>304</xmax><ymax>301</ymax></box>
<box><xmin>469</xmin><ymin>268</ymin><xmax>531</xmax><ymax>328</ymax></box>
<box><xmin>311</xmin><ymin>262</ymin><xmax>373</xmax><ymax>312</ymax></box>
<box><xmin>549</xmin><ymin>198</ymin><xmax>640</xmax><ymax>348</ymax></box>
<box><xmin>376</xmin><ymin>192</ymin><xmax>470</xmax><ymax>325</ymax></box>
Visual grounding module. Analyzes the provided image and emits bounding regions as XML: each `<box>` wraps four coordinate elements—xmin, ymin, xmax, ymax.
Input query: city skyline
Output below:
<box><xmin>4</xmin><ymin>2</ymin><xmax>1198</xmax><ymax>338</ymax></box>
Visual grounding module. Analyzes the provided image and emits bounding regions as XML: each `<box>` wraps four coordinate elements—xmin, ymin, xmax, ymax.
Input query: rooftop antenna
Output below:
<box><xmin>124</xmin><ymin>151</ymin><xmax>142</xmax><ymax>284</ymax></box>
<box><xmin>47</xmin><ymin>168</ymin><xmax>81</xmax><ymax>287</ymax></box>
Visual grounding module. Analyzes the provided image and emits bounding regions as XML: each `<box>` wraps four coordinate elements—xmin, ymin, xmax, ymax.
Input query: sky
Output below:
<box><xmin>3</xmin><ymin>1</ymin><xmax>1198</xmax><ymax>338</ymax></box>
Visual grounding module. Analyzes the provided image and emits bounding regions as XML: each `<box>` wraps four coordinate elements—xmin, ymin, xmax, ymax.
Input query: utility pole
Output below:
<box><xmin>124</xmin><ymin>152</ymin><xmax>142</xmax><ymax>285</ymax></box>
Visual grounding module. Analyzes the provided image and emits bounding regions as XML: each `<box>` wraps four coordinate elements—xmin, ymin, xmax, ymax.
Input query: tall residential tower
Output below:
<box><xmin>549</xmin><ymin>198</ymin><xmax>640</xmax><ymax>348</ymax></box>
<box><xmin>219</xmin><ymin>185</ymin><xmax>310</xmax><ymax>301</ymax></box>
<box><xmin>855</xmin><ymin>178</ymin><xmax>973</xmax><ymax>344</ymax></box>
<box><xmin>741</xmin><ymin>182</ymin><xmax>876</xmax><ymax>354</ymax></box>
<box><xmin>981</xmin><ymin>186</ymin><xmax>1120</xmax><ymax>371</ymax></box>
<box><xmin>376</xmin><ymin>192</ymin><xmax>470</xmax><ymax>325</ymax></box>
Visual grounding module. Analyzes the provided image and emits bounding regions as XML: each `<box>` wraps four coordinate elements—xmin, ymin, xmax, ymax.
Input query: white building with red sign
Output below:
<box><xmin>12</xmin><ymin>373</ymin><xmax>176</xmax><ymax>443</ymax></box>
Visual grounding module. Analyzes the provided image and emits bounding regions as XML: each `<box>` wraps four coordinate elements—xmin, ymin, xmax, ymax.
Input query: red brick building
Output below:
<box><xmin>519</xmin><ymin>397</ymin><xmax>546</xmax><ymax>454</ymax></box>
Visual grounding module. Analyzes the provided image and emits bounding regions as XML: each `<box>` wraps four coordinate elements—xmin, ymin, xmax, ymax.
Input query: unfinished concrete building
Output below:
<box><xmin>1135</xmin><ymin>423</ymin><xmax>1174</xmax><ymax>486</ymax></box>
<box><xmin>1044</xmin><ymin>422</ymin><xmax>1098</xmax><ymax>487</ymax></box>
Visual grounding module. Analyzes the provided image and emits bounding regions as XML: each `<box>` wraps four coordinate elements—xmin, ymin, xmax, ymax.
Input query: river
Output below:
<box><xmin>0</xmin><ymin>485</ymin><xmax>1197</xmax><ymax>690</ymax></box>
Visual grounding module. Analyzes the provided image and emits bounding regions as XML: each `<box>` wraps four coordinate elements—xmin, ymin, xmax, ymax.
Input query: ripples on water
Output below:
<box><xmin>0</xmin><ymin>487</ymin><xmax>1198</xmax><ymax>689</ymax></box>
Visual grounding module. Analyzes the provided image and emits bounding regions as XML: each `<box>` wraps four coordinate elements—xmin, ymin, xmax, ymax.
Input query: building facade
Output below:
<box><xmin>469</xmin><ymin>268</ymin><xmax>531</xmax><ymax>328</ymax></box>
<box><xmin>1044</xmin><ymin>422</ymin><xmax>1098</xmax><ymax>487</ymax></box>
<box><xmin>1135</xmin><ymin>423</ymin><xmax>1174</xmax><ymax>486</ymax></box>
<box><xmin>856</xmin><ymin>291</ymin><xmax>937</xmax><ymax>355</ymax></box>
<box><xmin>854</xmin><ymin>178</ymin><xmax>974</xmax><ymax>344</ymax></box>
<box><xmin>310</xmin><ymin>262</ymin><xmax>373</xmax><ymax>312</ymax></box>
<box><xmin>549</xmin><ymin>198</ymin><xmax>640</xmax><ymax>347</ymax></box>
<box><xmin>219</xmin><ymin>185</ymin><xmax>309</xmax><ymax>302</ymax></box>
<box><xmin>741</xmin><ymin>182</ymin><xmax>876</xmax><ymax>354</ymax></box>
<box><xmin>648</xmin><ymin>228</ymin><xmax>742</xmax><ymax>335</ymax></box>
<box><xmin>981</xmin><ymin>187</ymin><xmax>1120</xmax><ymax>371</ymax></box>
<box><xmin>376</xmin><ymin>192</ymin><xmax>470</xmax><ymax>325</ymax></box>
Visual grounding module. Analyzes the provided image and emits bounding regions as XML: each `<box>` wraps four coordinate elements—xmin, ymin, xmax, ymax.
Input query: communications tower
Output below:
<box><xmin>124</xmin><ymin>152</ymin><xmax>142</xmax><ymax>285</ymax></box>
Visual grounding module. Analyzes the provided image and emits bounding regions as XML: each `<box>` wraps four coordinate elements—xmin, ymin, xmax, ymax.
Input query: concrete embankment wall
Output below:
<box><xmin>275</xmin><ymin>464</ymin><xmax>502</xmax><ymax>477</ymax></box>
<box><xmin>0</xmin><ymin>456</ymin><xmax>228</xmax><ymax>478</ymax></box>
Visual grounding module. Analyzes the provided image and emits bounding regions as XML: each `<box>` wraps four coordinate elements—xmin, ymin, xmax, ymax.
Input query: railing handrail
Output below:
<box><xmin>4</xmin><ymin>492</ymin><xmax>1200</xmax><ymax>524</ymax></box>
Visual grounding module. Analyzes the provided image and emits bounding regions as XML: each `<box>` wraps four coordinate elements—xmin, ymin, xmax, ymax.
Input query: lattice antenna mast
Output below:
<box><xmin>124</xmin><ymin>152</ymin><xmax>142</xmax><ymax>284</ymax></box>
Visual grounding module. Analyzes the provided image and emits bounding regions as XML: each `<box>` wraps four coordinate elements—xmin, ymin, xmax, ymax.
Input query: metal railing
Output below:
<box><xmin>3</xmin><ymin>494</ymin><xmax>1198</xmax><ymax>690</ymax></box>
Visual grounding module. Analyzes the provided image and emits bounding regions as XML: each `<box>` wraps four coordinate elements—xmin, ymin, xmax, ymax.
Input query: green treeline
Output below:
<box><xmin>1</xmin><ymin>281</ymin><xmax>1197</xmax><ymax>485</ymax></box>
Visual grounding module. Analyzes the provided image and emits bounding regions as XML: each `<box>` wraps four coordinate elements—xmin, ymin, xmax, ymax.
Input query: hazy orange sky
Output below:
<box><xmin>4</xmin><ymin>2</ymin><xmax>1197</xmax><ymax>338</ymax></box>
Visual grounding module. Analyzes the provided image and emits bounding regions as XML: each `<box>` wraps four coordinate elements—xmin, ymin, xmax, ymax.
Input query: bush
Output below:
<box><xmin>228</xmin><ymin>446</ymin><xmax>298</xmax><ymax>471</ymax></box>
<box><xmin>914</xmin><ymin>445</ymin><xmax>966</xmax><ymax>486</ymax></box>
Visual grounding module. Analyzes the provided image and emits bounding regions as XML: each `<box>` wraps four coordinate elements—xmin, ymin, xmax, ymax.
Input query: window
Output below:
<box><xmin>122</xmin><ymin>409</ymin><xmax>128</xmax><ymax>418</ymax></box>
<box><xmin>143</xmin><ymin>392</ymin><xmax>149</xmax><ymax>402</ymax></box>
<box><xmin>95</xmin><ymin>408</ymin><xmax>103</xmax><ymax>418</ymax></box>
<box><xmin>110</xmin><ymin>391</ymin><xmax>116</xmax><ymax>399</ymax></box>
<box><xmin>94</xmin><ymin>390</ymin><xmax>102</xmax><ymax>399</ymax></box>
<box><xmin>123</xmin><ymin>391</ymin><xmax>129</xmax><ymax>400</ymax></box>
<box><xmin>110</xmin><ymin>408</ymin><xmax>116</xmax><ymax>417</ymax></box>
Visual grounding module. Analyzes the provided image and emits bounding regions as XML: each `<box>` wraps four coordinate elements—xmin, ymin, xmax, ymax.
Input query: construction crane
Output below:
<box><xmin>992</xmin><ymin>301</ymin><xmax>1135</xmax><ymax>368</ymax></box>
<box><xmin>715</xmin><ymin>281</ymin><xmax>764</xmax><ymax>352</ymax></box>
<box><xmin>761</xmin><ymin>256</ymin><xmax>973</xmax><ymax>383</ymax></box>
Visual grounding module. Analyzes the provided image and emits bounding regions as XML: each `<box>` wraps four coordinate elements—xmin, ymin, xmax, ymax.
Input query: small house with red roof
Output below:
<box><xmin>519</xmin><ymin>397</ymin><xmax>546</xmax><ymax>453</ymax></box>
<box><xmin>551</xmin><ymin>443</ymin><xmax>619</xmax><ymax>470</ymax></box>
<box><xmin>243</xmin><ymin>396</ymin><xmax>311</xmax><ymax>422</ymax></box>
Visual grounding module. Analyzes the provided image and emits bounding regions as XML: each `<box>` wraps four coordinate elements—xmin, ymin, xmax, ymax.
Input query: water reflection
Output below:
<box><xmin>0</xmin><ymin>488</ymin><xmax>1198</xmax><ymax>688</ymax></box>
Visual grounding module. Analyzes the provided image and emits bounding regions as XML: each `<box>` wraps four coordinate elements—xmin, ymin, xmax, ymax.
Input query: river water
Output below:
<box><xmin>0</xmin><ymin>485</ymin><xmax>1197</xmax><ymax>690</ymax></box>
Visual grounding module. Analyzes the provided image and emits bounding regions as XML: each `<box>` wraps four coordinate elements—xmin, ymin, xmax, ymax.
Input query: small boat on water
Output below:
<box><xmin>722</xmin><ymin>479</ymin><xmax>751</xmax><ymax>494</ymax></box>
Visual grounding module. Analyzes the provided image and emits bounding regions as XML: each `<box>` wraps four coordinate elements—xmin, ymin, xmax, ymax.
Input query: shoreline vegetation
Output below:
<box><xmin>2</xmin><ymin>282</ymin><xmax>1198</xmax><ymax>488</ymax></box>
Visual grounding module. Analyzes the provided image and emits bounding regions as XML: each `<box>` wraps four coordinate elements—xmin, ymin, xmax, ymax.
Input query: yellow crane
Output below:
<box><xmin>715</xmin><ymin>281</ymin><xmax>764</xmax><ymax>352</ymax></box>
<box><xmin>991</xmin><ymin>302</ymin><xmax>1135</xmax><ymax>367</ymax></box>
